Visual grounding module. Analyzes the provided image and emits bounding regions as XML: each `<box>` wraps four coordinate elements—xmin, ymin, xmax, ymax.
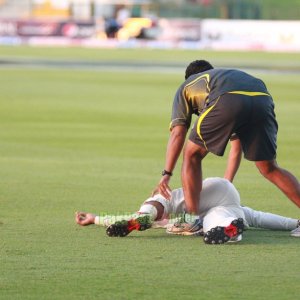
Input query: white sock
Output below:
<box><xmin>94</xmin><ymin>214</ymin><xmax>133</xmax><ymax>227</ymax></box>
<box><xmin>94</xmin><ymin>206</ymin><xmax>158</xmax><ymax>227</ymax></box>
<box><xmin>184</xmin><ymin>213</ymin><xmax>200</xmax><ymax>223</ymax></box>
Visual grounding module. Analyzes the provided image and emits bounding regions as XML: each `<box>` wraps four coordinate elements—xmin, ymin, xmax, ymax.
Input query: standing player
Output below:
<box><xmin>155</xmin><ymin>60</ymin><xmax>300</xmax><ymax>217</ymax></box>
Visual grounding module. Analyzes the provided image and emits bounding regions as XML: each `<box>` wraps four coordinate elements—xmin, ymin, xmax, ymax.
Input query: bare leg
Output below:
<box><xmin>181</xmin><ymin>141</ymin><xmax>208</xmax><ymax>214</ymax></box>
<box><xmin>256</xmin><ymin>160</ymin><xmax>300</xmax><ymax>207</ymax></box>
<box><xmin>224</xmin><ymin>139</ymin><xmax>242</xmax><ymax>182</ymax></box>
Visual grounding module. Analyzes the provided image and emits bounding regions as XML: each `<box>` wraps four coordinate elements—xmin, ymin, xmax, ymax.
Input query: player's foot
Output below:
<box><xmin>166</xmin><ymin>217</ymin><xmax>203</xmax><ymax>236</ymax></box>
<box><xmin>203</xmin><ymin>218</ymin><xmax>244</xmax><ymax>245</ymax></box>
<box><xmin>106</xmin><ymin>214</ymin><xmax>152</xmax><ymax>237</ymax></box>
<box><xmin>290</xmin><ymin>220</ymin><xmax>300</xmax><ymax>237</ymax></box>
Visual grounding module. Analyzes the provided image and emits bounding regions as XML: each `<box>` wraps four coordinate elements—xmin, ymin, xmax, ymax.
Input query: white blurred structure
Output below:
<box><xmin>0</xmin><ymin>1</ymin><xmax>299</xmax><ymax>52</ymax></box>
<box><xmin>0</xmin><ymin>0</ymin><xmax>151</xmax><ymax>19</ymax></box>
<box><xmin>0</xmin><ymin>0</ymin><xmax>32</xmax><ymax>18</ymax></box>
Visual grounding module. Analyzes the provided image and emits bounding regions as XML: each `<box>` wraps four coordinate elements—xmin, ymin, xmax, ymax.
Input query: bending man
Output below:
<box><xmin>155</xmin><ymin>60</ymin><xmax>300</xmax><ymax>215</ymax></box>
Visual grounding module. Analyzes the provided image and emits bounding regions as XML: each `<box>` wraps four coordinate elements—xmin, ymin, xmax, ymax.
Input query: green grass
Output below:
<box><xmin>0</xmin><ymin>46</ymin><xmax>300</xmax><ymax>299</ymax></box>
<box><xmin>1</xmin><ymin>45</ymin><xmax>300</xmax><ymax>71</ymax></box>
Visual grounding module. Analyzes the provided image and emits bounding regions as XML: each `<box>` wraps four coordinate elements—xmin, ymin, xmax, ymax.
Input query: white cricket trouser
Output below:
<box><xmin>242</xmin><ymin>206</ymin><xmax>297</xmax><ymax>230</ymax></box>
<box><xmin>143</xmin><ymin>177</ymin><xmax>298</xmax><ymax>231</ymax></box>
<box><xmin>144</xmin><ymin>177</ymin><xmax>246</xmax><ymax>233</ymax></box>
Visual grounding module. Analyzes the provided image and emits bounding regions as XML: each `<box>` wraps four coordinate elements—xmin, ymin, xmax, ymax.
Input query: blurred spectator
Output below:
<box><xmin>104</xmin><ymin>17</ymin><xmax>120</xmax><ymax>38</ymax></box>
<box><xmin>116</xmin><ymin>5</ymin><xmax>131</xmax><ymax>27</ymax></box>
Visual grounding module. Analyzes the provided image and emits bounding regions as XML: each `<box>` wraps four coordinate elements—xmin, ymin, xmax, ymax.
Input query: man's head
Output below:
<box><xmin>185</xmin><ymin>60</ymin><xmax>214</xmax><ymax>80</ymax></box>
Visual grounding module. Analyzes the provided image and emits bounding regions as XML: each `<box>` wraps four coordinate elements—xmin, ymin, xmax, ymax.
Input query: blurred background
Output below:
<box><xmin>0</xmin><ymin>0</ymin><xmax>299</xmax><ymax>51</ymax></box>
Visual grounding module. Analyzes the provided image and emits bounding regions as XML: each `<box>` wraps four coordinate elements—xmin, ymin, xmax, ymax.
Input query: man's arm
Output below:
<box><xmin>154</xmin><ymin>125</ymin><xmax>187</xmax><ymax>199</ymax></box>
<box><xmin>224</xmin><ymin>138</ymin><xmax>242</xmax><ymax>182</ymax></box>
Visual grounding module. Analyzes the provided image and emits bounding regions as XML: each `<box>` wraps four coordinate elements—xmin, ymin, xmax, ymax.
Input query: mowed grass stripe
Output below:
<box><xmin>0</xmin><ymin>56</ymin><xmax>299</xmax><ymax>299</ymax></box>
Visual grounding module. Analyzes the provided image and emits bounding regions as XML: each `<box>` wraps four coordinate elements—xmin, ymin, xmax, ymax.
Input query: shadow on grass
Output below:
<box><xmin>103</xmin><ymin>228</ymin><xmax>300</xmax><ymax>245</ymax></box>
<box><xmin>79</xmin><ymin>225</ymin><xmax>300</xmax><ymax>245</ymax></box>
<box><xmin>241</xmin><ymin>229</ymin><xmax>300</xmax><ymax>245</ymax></box>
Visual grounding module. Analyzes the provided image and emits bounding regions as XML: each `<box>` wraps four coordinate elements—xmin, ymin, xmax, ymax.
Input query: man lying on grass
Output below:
<box><xmin>75</xmin><ymin>177</ymin><xmax>300</xmax><ymax>245</ymax></box>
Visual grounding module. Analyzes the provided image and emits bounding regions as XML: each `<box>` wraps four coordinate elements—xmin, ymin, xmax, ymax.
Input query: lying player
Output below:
<box><xmin>76</xmin><ymin>177</ymin><xmax>300</xmax><ymax>244</ymax></box>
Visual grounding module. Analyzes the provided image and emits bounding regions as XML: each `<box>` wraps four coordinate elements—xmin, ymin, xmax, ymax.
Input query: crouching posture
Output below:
<box><xmin>76</xmin><ymin>177</ymin><xmax>300</xmax><ymax>244</ymax></box>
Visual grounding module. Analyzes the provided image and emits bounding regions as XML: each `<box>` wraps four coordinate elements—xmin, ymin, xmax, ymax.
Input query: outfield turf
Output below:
<box><xmin>0</xmin><ymin>46</ymin><xmax>299</xmax><ymax>299</ymax></box>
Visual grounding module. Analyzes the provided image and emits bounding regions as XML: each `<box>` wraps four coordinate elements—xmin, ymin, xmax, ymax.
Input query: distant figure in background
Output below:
<box><xmin>104</xmin><ymin>17</ymin><xmax>120</xmax><ymax>38</ymax></box>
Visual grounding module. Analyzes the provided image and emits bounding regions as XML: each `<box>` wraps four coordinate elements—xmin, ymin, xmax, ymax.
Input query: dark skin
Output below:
<box><xmin>181</xmin><ymin>141</ymin><xmax>207</xmax><ymax>213</ymax></box>
<box><xmin>224</xmin><ymin>139</ymin><xmax>242</xmax><ymax>182</ymax></box>
<box><xmin>152</xmin><ymin>125</ymin><xmax>187</xmax><ymax>199</ymax></box>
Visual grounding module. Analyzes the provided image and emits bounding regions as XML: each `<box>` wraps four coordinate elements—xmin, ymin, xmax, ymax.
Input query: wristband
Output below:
<box><xmin>94</xmin><ymin>216</ymin><xmax>100</xmax><ymax>225</ymax></box>
<box><xmin>162</xmin><ymin>170</ymin><xmax>173</xmax><ymax>176</ymax></box>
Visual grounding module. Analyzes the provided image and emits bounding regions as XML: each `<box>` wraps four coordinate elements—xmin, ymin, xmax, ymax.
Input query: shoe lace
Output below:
<box><xmin>189</xmin><ymin>218</ymin><xmax>203</xmax><ymax>232</ymax></box>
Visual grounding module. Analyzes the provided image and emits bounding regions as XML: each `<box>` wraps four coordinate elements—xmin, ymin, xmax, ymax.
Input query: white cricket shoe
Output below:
<box><xmin>203</xmin><ymin>218</ymin><xmax>244</xmax><ymax>245</ymax></box>
<box><xmin>166</xmin><ymin>217</ymin><xmax>203</xmax><ymax>236</ymax></box>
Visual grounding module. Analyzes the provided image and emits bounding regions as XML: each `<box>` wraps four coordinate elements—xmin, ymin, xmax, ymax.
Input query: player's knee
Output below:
<box><xmin>183</xmin><ymin>141</ymin><xmax>207</xmax><ymax>161</ymax></box>
<box><xmin>255</xmin><ymin>160</ymin><xmax>278</xmax><ymax>177</ymax></box>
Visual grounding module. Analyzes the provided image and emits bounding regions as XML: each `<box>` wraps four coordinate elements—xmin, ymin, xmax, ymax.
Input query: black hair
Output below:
<box><xmin>185</xmin><ymin>60</ymin><xmax>214</xmax><ymax>80</ymax></box>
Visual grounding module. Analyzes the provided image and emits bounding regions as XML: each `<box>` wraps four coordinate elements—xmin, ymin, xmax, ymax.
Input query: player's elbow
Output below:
<box><xmin>171</xmin><ymin>125</ymin><xmax>188</xmax><ymax>140</ymax></box>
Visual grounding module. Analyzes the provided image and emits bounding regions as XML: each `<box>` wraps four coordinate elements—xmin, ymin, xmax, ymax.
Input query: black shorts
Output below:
<box><xmin>189</xmin><ymin>92</ymin><xmax>278</xmax><ymax>161</ymax></box>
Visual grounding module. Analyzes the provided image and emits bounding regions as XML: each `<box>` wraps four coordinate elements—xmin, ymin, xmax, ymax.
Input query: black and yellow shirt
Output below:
<box><xmin>170</xmin><ymin>68</ymin><xmax>269</xmax><ymax>130</ymax></box>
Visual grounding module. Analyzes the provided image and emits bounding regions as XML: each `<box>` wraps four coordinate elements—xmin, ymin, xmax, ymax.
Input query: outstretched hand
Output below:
<box><xmin>152</xmin><ymin>175</ymin><xmax>172</xmax><ymax>200</ymax></box>
<box><xmin>75</xmin><ymin>212</ymin><xmax>96</xmax><ymax>226</ymax></box>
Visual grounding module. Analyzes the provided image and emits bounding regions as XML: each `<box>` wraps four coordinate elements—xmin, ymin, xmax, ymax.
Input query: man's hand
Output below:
<box><xmin>152</xmin><ymin>175</ymin><xmax>172</xmax><ymax>199</ymax></box>
<box><xmin>75</xmin><ymin>212</ymin><xmax>96</xmax><ymax>226</ymax></box>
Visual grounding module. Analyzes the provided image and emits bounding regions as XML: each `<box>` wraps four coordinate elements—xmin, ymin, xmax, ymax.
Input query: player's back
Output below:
<box><xmin>190</xmin><ymin>68</ymin><xmax>269</xmax><ymax>101</ymax></box>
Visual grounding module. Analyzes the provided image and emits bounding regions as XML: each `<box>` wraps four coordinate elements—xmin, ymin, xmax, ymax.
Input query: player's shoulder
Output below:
<box><xmin>210</xmin><ymin>68</ymin><xmax>247</xmax><ymax>76</ymax></box>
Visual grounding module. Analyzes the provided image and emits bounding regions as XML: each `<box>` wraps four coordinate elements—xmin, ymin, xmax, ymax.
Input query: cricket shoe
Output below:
<box><xmin>290</xmin><ymin>220</ymin><xmax>300</xmax><ymax>237</ymax></box>
<box><xmin>166</xmin><ymin>217</ymin><xmax>203</xmax><ymax>236</ymax></box>
<box><xmin>203</xmin><ymin>218</ymin><xmax>244</xmax><ymax>245</ymax></box>
<box><xmin>106</xmin><ymin>214</ymin><xmax>152</xmax><ymax>237</ymax></box>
